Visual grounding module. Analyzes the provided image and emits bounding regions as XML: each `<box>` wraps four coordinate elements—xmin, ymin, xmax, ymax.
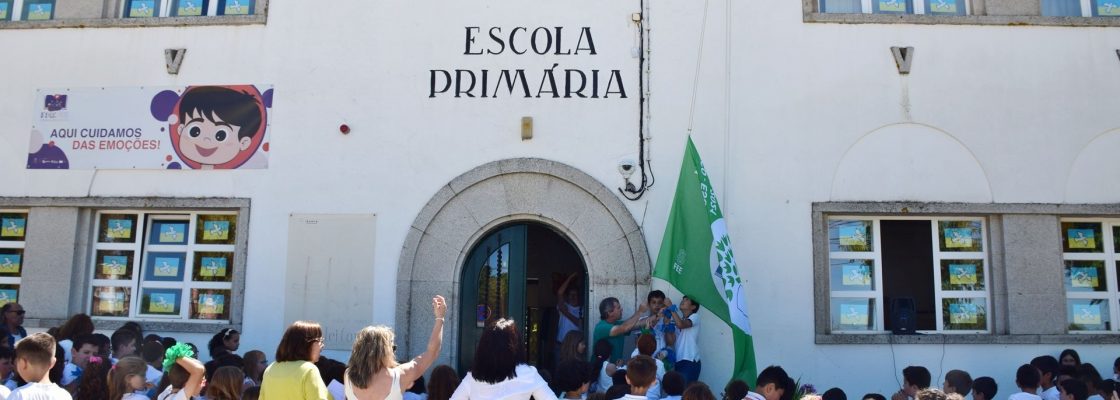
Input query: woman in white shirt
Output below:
<box><xmin>450</xmin><ymin>319</ymin><xmax>557</xmax><ymax>400</ymax></box>
<box><xmin>344</xmin><ymin>295</ymin><xmax>447</xmax><ymax>400</ymax></box>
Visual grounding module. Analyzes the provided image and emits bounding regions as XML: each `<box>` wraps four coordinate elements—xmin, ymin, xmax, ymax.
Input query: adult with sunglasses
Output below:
<box><xmin>344</xmin><ymin>295</ymin><xmax>447</xmax><ymax>400</ymax></box>
<box><xmin>260</xmin><ymin>321</ymin><xmax>331</xmax><ymax>400</ymax></box>
<box><xmin>207</xmin><ymin>328</ymin><xmax>241</xmax><ymax>359</ymax></box>
<box><xmin>0</xmin><ymin>303</ymin><xmax>26</xmax><ymax>348</ymax></box>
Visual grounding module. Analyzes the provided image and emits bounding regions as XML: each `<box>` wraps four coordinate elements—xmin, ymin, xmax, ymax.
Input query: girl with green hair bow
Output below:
<box><xmin>156</xmin><ymin>343</ymin><xmax>205</xmax><ymax>400</ymax></box>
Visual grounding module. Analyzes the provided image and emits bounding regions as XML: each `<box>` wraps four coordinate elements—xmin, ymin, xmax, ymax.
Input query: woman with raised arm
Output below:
<box><xmin>344</xmin><ymin>295</ymin><xmax>447</xmax><ymax>400</ymax></box>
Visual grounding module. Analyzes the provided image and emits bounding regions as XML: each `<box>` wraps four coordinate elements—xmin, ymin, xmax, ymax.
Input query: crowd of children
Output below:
<box><xmin>0</xmin><ymin>298</ymin><xmax>1117</xmax><ymax>400</ymax></box>
<box><xmin>0</xmin><ymin>308</ymin><xmax>251</xmax><ymax>400</ymax></box>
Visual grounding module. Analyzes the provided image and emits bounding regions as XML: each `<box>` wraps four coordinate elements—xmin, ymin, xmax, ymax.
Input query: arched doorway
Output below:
<box><xmin>457</xmin><ymin>222</ymin><xmax>587</xmax><ymax>372</ymax></box>
<box><xmin>396</xmin><ymin>158</ymin><xmax>651</xmax><ymax>372</ymax></box>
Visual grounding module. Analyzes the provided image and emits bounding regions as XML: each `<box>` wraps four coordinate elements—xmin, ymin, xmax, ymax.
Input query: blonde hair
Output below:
<box><xmin>346</xmin><ymin>326</ymin><xmax>398</xmax><ymax>389</ymax></box>
<box><xmin>109</xmin><ymin>356</ymin><xmax>148</xmax><ymax>399</ymax></box>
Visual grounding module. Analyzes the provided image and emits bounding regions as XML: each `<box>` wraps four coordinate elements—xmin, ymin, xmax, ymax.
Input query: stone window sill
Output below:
<box><xmin>0</xmin><ymin>14</ymin><xmax>265</xmax><ymax>30</ymax></box>
<box><xmin>804</xmin><ymin>12</ymin><xmax>1120</xmax><ymax>26</ymax></box>
<box><xmin>816</xmin><ymin>333</ymin><xmax>1120</xmax><ymax>345</ymax></box>
<box><xmin>27</xmin><ymin>318</ymin><xmax>241</xmax><ymax>334</ymax></box>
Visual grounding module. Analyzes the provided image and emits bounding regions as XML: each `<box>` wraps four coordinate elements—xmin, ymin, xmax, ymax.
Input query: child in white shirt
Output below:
<box><xmin>8</xmin><ymin>333</ymin><xmax>72</xmax><ymax>400</ymax></box>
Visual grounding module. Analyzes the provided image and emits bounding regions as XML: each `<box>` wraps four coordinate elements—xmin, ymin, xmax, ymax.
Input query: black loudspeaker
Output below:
<box><xmin>890</xmin><ymin>297</ymin><xmax>917</xmax><ymax>334</ymax></box>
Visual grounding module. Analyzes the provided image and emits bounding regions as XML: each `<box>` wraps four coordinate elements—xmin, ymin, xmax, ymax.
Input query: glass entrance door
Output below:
<box><xmin>457</xmin><ymin>224</ymin><xmax>527</xmax><ymax>373</ymax></box>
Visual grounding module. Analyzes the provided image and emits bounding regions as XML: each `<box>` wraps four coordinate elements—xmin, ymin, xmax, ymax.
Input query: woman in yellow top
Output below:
<box><xmin>260</xmin><ymin>321</ymin><xmax>332</xmax><ymax>400</ymax></box>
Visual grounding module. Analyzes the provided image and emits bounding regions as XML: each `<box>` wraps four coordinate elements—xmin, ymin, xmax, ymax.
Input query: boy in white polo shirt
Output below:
<box><xmin>1010</xmin><ymin>364</ymin><xmax>1043</xmax><ymax>400</ymax></box>
<box><xmin>1032</xmin><ymin>356</ymin><xmax>1061</xmax><ymax>400</ymax></box>
<box><xmin>8</xmin><ymin>333</ymin><xmax>71</xmax><ymax>400</ymax></box>
<box><xmin>746</xmin><ymin>366</ymin><xmax>792</xmax><ymax>400</ymax></box>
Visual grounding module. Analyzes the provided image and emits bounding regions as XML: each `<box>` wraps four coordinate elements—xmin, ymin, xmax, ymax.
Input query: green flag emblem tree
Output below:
<box><xmin>653</xmin><ymin>136</ymin><xmax>758</xmax><ymax>385</ymax></box>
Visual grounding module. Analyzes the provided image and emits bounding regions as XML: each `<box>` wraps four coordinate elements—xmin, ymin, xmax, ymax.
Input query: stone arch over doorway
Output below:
<box><xmin>396</xmin><ymin>158</ymin><xmax>650</xmax><ymax>368</ymax></box>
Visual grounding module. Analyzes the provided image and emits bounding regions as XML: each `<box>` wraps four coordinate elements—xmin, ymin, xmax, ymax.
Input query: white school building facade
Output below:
<box><xmin>1</xmin><ymin>0</ymin><xmax>1119</xmax><ymax>396</ymax></box>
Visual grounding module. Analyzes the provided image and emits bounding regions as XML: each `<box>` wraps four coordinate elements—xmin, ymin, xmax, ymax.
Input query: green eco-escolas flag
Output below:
<box><xmin>653</xmin><ymin>136</ymin><xmax>758</xmax><ymax>385</ymax></box>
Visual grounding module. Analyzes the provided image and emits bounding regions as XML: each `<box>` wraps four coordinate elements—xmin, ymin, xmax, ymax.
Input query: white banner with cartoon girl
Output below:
<box><xmin>27</xmin><ymin>85</ymin><xmax>272</xmax><ymax>170</ymax></box>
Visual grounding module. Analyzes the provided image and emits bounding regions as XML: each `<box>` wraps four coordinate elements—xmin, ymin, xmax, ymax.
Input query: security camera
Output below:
<box><xmin>618</xmin><ymin>159</ymin><xmax>637</xmax><ymax>179</ymax></box>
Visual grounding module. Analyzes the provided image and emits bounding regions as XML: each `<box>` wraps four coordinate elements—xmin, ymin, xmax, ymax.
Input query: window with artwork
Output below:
<box><xmin>827</xmin><ymin>216</ymin><xmax>990</xmax><ymax>333</ymax></box>
<box><xmin>0</xmin><ymin>0</ymin><xmax>11</xmax><ymax>21</ymax></box>
<box><xmin>1060</xmin><ymin>219</ymin><xmax>1120</xmax><ymax>332</ymax></box>
<box><xmin>0</xmin><ymin>0</ymin><xmax>55</xmax><ymax>21</ymax></box>
<box><xmin>122</xmin><ymin>0</ymin><xmax>253</xmax><ymax>18</ymax></box>
<box><xmin>0</xmin><ymin>211</ymin><xmax>28</xmax><ymax>309</ymax></box>
<box><xmin>808</xmin><ymin>0</ymin><xmax>1120</xmax><ymax>24</ymax></box>
<box><xmin>819</xmin><ymin>0</ymin><xmax>968</xmax><ymax>15</ymax></box>
<box><xmin>89</xmin><ymin>211</ymin><xmax>237</xmax><ymax>322</ymax></box>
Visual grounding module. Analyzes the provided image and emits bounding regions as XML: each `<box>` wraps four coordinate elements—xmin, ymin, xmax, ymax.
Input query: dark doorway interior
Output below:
<box><xmin>881</xmin><ymin>220</ymin><xmax>936</xmax><ymax>331</ymax></box>
<box><xmin>525</xmin><ymin>224</ymin><xmax>585</xmax><ymax>370</ymax></box>
<box><xmin>457</xmin><ymin>222</ymin><xmax>586</xmax><ymax>373</ymax></box>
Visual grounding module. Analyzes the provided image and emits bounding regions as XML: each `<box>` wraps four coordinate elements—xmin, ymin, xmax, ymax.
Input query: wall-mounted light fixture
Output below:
<box><xmin>521</xmin><ymin>117</ymin><xmax>533</xmax><ymax>140</ymax></box>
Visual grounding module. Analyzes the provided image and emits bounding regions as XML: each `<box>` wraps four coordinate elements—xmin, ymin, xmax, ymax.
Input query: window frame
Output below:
<box><xmin>0</xmin><ymin>197</ymin><xmax>248</xmax><ymax>333</ymax></box>
<box><xmin>89</xmin><ymin>210</ymin><xmax>238</xmax><ymax>324</ymax></box>
<box><xmin>121</xmin><ymin>0</ymin><xmax>224</xmax><ymax>18</ymax></box>
<box><xmin>803</xmin><ymin>0</ymin><xmax>1120</xmax><ymax>26</ymax></box>
<box><xmin>0</xmin><ymin>1</ymin><xmax>11</xmax><ymax>21</ymax></box>
<box><xmin>0</xmin><ymin>0</ymin><xmax>265</xmax><ymax>29</ymax></box>
<box><xmin>827</xmin><ymin>215</ymin><xmax>992</xmax><ymax>334</ymax></box>
<box><xmin>1059</xmin><ymin>217</ymin><xmax>1120</xmax><ymax>333</ymax></box>
<box><xmin>814</xmin><ymin>202</ymin><xmax>1120</xmax><ymax>345</ymax></box>
<box><xmin>826</xmin><ymin>0</ymin><xmax>972</xmax><ymax>16</ymax></box>
<box><xmin>1</xmin><ymin>0</ymin><xmax>56</xmax><ymax>21</ymax></box>
<box><xmin>120</xmin><ymin>0</ymin><xmax>256</xmax><ymax>18</ymax></box>
<box><xmin>0</xmin><ymin>209</ymin><xmax>28</xmax><ymax>308</ymax></box>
